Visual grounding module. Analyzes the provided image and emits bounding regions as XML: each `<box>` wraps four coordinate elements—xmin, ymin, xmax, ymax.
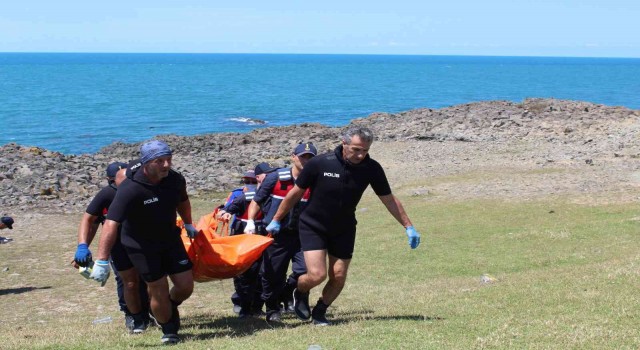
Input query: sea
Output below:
<box><xmin>0</xmin><ymin>53</ymin><xmax>638</xmax><ymax>155</ymax></box>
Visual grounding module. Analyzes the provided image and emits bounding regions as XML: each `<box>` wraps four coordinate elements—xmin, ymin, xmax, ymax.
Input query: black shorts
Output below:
<box><xmin>110</xmin><ymin>233</ymin><xmax>134</xmax><ymax>272</ymax></box>
<box><xmin>298</xmin><ymin>222</ymin><xmax>356</xmax><ymax>260</ymax></box>
<box><xmin>125</xmin><ymin>241</ymin><xmax>193</xmax><ymax>283</ymax></box>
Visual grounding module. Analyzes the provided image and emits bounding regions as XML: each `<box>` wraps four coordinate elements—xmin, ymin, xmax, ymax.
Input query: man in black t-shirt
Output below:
<box><xmin>0</xmin><ymin>215</ymin><xmax>14</xmax><ymax>243</ymax></box>
<box><xmin>73</xmin><ymin>162</ymin><xmax>150</xmax><ymax>333</ymax></box>
<box><xmin>90</xmin><ymin>140</ymin><xmax>199</xmax><ymax>345</ymax></box>
<box><xmin>268</xmin><ymin>127</ymin><xmax>421</xmax><ymax>326</ymax></box>
<box><xmin>245</xmin><ymin>143</ymin><xmax>316</xmax><ymax>323</ymax></box>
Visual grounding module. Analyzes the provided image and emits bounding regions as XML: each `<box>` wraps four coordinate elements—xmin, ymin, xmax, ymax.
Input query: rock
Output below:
<box><xmin>0</xmin><ymin>98</ymin><xmax>638</xmax><ymax>213</ymax></box>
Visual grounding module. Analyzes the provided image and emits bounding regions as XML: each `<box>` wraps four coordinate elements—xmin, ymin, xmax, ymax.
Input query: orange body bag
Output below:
<box><xmin>178</xmin><ymin>209</ymin><xmax>273</xmax><ymax>282</ymax></box>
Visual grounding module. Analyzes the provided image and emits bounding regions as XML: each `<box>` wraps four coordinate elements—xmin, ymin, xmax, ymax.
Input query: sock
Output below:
<box><xmin>131</xmin><ymin>311</ymin><xmax>146</xmax><ymax>323</ymax></box>
<box><xmin>160</xmin><ymin>319</ymin><xmax>179</xmax><ymax>335</ymax></box>
<box><xmin>313</xmin><ymin>298</ymin><xmax>329</xmax><ymax>316</ymax></box>
<box><xmin>168</xmin><ymin>299</ymin><xmax>181</xmax><ymax>330</ymax></box>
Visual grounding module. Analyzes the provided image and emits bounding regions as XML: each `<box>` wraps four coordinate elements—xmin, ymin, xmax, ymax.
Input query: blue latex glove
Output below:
<box><xmin>74</xmin><ymin>243</ymin><xmax>92</xmax><ymax>267</ymax></box>
<box><xmin>90</xmin><ymin>260</ymin><xmax>111</xmax><ymax>287</ymax></box>
<box><xmin>266</xmin><ymin>220</ymin><xmax>281</xmax><ymax>237</ymax></box>
<box><xmin>184</xmin><ymin>223</ymin><xmax>199</xmax><ymax>239</ymax></box>
<box><xmin>405</xmin><ymin>226</ymin><xmax>421</xmax><ymax>249</ymax></box>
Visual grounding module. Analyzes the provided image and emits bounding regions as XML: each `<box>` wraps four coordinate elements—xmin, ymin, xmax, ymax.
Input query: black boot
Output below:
<box><xmin>131</xmin><ymin>312</ymin><xmax>150</xmax><ymax>334</ymax></box>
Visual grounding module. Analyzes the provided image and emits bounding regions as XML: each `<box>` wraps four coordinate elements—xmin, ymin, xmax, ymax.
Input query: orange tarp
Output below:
<box><xmin>178</xmin><ymin>209</ymin><xmax>272</xmax><ymax>282</ymax></box>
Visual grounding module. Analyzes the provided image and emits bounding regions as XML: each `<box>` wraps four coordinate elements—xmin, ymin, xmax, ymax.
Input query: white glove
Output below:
<box><xmin>244</xmin><ymin>219</ymin><xmax>256</xmax><ymax>234</ymax></box>
<box><xmin>90</xmin><ymin>260</ymin><xmax>111</xmax><ymax>287</ymax></box>
<box><xmin>184</xmin><ymin>223</ymin><xmax>199</xmax><ymax>238</ymax></box>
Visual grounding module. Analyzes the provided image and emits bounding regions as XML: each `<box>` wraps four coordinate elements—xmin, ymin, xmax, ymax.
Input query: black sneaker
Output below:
<box><xmin>311</xmin><ymin>307</ymin><xmax>331</xmax><ymax>326</ymax></box>
<box><xmin>284</xmin><ymin>300</ymin><xmax>295</xmax><ymax>313</ymax></box>
<box><xmin>161</xmin><ymin>333</ymin><xmax>180</xmax><ymax>345</ymax></box>
<box><xmin>0</xmin><ymin>237</ymin><xmax>13</xmax><ymax>244</ymax></box>
<box><xmin>251</xmin><ymin>307</ymin><xmax>265</xmax><ymax>316</ymax></box>
<box><xmin>124</xmin><ymin>315</ymin><xmax>135</xmax><ymax>332</ymax></box>
<box><xmin>133</xmin><ymin>320</ymin><xmax>149</xmax><ymax>334</ymax></box>
<box><xmin>293</xmin><ymin>289</ymin><xmax>311</xmax><ymax>320</ymax></box>
<box><xmin>265</xmin><ymin>310</ymin><xmax>282</xmax><ymax>324</ymax></box>
<box><xmin>238</xmin><ymin>307</ymin><xmax>251</xmax><ymax>319</ymax></box>
<box><xmin>132</xmin><ymin>313</ymin><xmax>149</xmax><ymax>334</ymax></box>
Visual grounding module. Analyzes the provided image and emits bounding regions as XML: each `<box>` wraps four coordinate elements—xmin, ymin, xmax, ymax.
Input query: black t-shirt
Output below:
<box><xmin>106</xmin><ymin>165</ymin><xmax>188</xmax><ymax>249</ymax></box>
<box><xmin>86</xmin><ymin>184</ymin><xmax>117</xmax><ymax>222</ymax></box>
<box><xmin>296</xmin><ymin>145</ymin><xmax>392</xmax><ymax>234</ymax></box>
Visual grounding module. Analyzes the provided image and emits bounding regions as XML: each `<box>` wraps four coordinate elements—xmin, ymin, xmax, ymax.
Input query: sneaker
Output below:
<box><xmin>238</xmin><ymin>307</ymin><xmax>251</xmax><ymax>319</ymax></box>
<box><xmin>124</xmin><ymin>315</ymin><xmax>135</xmax><ymax>332</ymax></box>
<box><xmin>132</xmin><ymin>320</ymin><xmax>149</xmax><ymax>334</ymax></box>
<box><xmin>311</xmin><ymin>307</ymin><xmax>331</xmax><ymax>326</ymax></box>
<box><xmin>284</xmin><ymin>300</ymin><xmax>295</xmax><ymax>313</ymax></box>
<box><xmin>293</xmin><ymin>289</ymin><xmax>311</xmax><ymax>320</ymax></box>
<box><xmin>160</xmin><ymin>315</ymin><xmax>179</xmax><ymax>338</ymax></box>
<box><xmin>265</xmin><ymin>310</ymin><xmax>282</xmax><ymax>324</ymax></box>
<box><xmin>161</xmin><ymin>333</ymin><xmax>180</xmax><ymax>345</ymax></box>
<box><xmin>251</xmin><ymin>307</ymin><xmax>265</xmax><ymax>316</ymax></box>
<box><xmin>0</xmin><ymin>237</ymin><xmax>13</xmax><ymax>244</ymax></box>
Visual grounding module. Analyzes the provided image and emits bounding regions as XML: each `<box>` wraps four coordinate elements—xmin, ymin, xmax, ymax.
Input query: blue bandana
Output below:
<box><xmin>140</xmin><ymin>140</ymin><xmax>173</xmax><ymax>164</ymax></box>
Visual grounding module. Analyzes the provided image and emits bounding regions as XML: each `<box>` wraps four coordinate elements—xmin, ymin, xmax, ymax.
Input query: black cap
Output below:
<box><xmin>106</xmin><ymin>162</ymin><xmax>128</xmax><ymax>178</ymax></box>
<box><xmin>242</xmin><ymin>170</ymin><xmax>257</xmax><ymax>179</ymax></box>
<box><xmin>293</xmin><ymin>142</ymin><xmax>318</xmax><ymax>156</ymax></box>
<box><xmin>1</xmin><ymin>216</ymin><xmax>14</xmax><ymax>229</ymax></box>
<box><xmin>254</xmin><ymin>162</ymin><xmax>278</xmax><ymax>176</ymax></box>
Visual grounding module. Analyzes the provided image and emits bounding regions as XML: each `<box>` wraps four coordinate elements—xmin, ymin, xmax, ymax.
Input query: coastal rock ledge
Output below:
<box><xmin>1</xmin><ymin>98</ymin><xmax>638</xmax><ymax>213</ymax></box>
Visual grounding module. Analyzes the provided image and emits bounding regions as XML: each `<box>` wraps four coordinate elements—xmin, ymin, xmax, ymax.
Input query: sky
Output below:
<box><xmin>1</xmin><ymin>1</ymin><xmax>639</xmax><ymax>57</ymax></box>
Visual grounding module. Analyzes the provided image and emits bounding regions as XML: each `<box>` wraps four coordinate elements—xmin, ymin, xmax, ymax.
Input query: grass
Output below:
<box><xmin>1</xmin><ymin>192</ymin><xmax>639</xmax><ymax>349</ymax></box>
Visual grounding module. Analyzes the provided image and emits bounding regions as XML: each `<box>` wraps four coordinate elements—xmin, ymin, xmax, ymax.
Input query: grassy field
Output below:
<box><xmin>1</xmin><ymin>190</ymin><xmax>639</xmax><ymax>349</ymax></box>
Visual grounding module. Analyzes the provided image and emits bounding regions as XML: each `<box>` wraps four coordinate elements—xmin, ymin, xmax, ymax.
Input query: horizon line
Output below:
<box><xmin>0</xmin><ymin>51</ymin><xmax>638</xmax><ymax>60</ymax></box>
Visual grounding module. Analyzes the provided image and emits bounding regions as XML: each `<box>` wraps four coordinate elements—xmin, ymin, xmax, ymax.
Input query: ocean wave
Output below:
<box><xmin>227</xmin><ymin>117</ymin><xmax>268</xmax><ymax>125</ymax></box>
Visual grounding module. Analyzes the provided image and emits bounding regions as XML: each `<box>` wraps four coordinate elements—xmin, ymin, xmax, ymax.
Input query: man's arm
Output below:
<box><xmin>95</xmin><ymin>219</ymin><xmax>120</xmax><ymax>261</ymax></box>
<box><xmin>73</xmin><ymin>213</ymin><xmax>100</xmax><ymax>267</ymax></box>
<box><xmin>272</xmin><ymin>185</ymin><xmax>306</xmax><ymax>222</ymax></box>
<box><xmin>177</xmin><ymin>198</ymin><xmax>200</xmax><ymax>238</ymax></box>
<box><xmin>378</xmin><ymin>194</ymin><xmax>413</xmax><ymax>228</ymax></box>
<box><xmin>243</xmin><ymin>200</ymin><xmax>262</xmax><ymax>233</ymax></box>
<box><xmin>379</xmin><ymin>193</ymin><xmax>421</xmax><ymax>249</ymax></box>
<box><xmin>246</xmin><ymin>200</ymin><xmax>260</xmax><ymax>221</ymax></box>
<box><xmin>177</xmin><ymin>198</ymin><xmax>193</xmax><ymax>225</ymax></box>
<box><xmin>77</xmin><ymin>213</ymin><xmax>99</xmax><ymax>245</ymax></box>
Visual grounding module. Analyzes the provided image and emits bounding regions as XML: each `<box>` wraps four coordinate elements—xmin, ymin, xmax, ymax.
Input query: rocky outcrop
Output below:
<box><xmin>0</xmin><ymin>98</ymin><xmax>638</xmax><ymax>213</ymax></box>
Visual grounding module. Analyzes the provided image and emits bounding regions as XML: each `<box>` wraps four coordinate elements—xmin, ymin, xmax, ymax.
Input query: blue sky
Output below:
<box><xmin>1</xmin><ymin>1</ymin><xmax>638</xmax><ymax>57</ymax></box>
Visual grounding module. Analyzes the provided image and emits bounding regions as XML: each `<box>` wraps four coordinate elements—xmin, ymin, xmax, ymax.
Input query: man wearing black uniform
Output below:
<box><xmin>221</xmin><ymin>165</ymin><xmax>266</xmax><ymax>319</ymax></box>
<box><xmin>245</xmin><ymin>143</ymin><xmax>317</xmax><ymax>323</ymax></box>
<box><xmin>90</xmin><ymin>140</ymin><xmax>199</xmax><ymax>345</ymax></box>
<box><xmin>73</xmin><ymin>162</ymin><xmax>150</xmax><ymax>333</ymax></box>
<box><xmin>0</xmin><ymin>216</ymin><xmax>14</xmax><ymax>243</ymax></box>
<box><xmin>216</xmin><ymin>170</ymin><xmax>263</xmax><ymax>315</ymax></box>
<box><xmin>268</xmin><ymin>127</ymin><xmax>421</xmax><ymax>326</ymax></box>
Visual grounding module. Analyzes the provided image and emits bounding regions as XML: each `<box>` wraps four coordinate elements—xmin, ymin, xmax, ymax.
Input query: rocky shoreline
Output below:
<box><xmin>1</xmin><ymin>98</ymin><xmax>639</xmax><ymax>213</ymax></box>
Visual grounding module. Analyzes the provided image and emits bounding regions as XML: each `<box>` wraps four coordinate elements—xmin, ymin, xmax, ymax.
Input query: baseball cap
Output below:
<box><xmin>294</xmin><ymin>142</ymin><xmax>317</xmax><ymax>157</ymax></box>
<box><xmin>106</xmin><ymin>162</ymin><xmax>128</xmax><ymax>178</ymax></box>
<box><xmin>254</xmin><ymin>162</ymin><xmax>278</xmax><ymax>176</ymax></box>
<box><xmin>1</xmin><ymin>216</ymin><xmax>14</xmax><ymax>229</ymax></box>
<box><xmin>140</xmin><ymin>140</ymin><xmax>172</xmax><ymax>164</ymax></box>
<box><xmin>242</xmin><ymin>170</ymin><xmax>256</xmax><ymax>179</ymax></box>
